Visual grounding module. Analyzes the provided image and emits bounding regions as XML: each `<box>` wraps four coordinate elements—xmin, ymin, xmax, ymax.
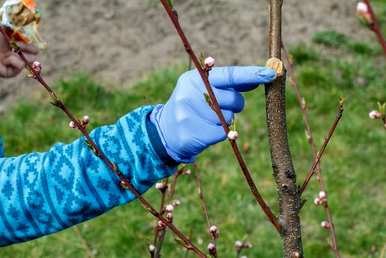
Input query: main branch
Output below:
<box><xmin>265</xmin><ymin>1</ymin><xmax>303</xmax><ymax>257</ymax></box>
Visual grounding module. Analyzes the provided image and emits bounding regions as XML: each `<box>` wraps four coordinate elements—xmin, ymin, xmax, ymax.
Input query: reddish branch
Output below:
<box><xmin>363</xmin><ymin>0</ymin><xmax>386</xmax><ymax>57</ymax></box>
<box><xmin>193</xmin><ymin>165</ymin><xmax>218</xmax><ymax>257</ymax></box>
<box><xmin>158</xmin><ymin>0</ymin><xmax>281</xmax><ymax>233</ymax></box>
<box><xmin>0</xmin><ymin>27</ymin><xmax>207</xmax><ymax>258</ymax></box>
<box><xmin>300</xmin><ymin>100</ymin><xmax>344</xmax><ymax>194</ymax></box>
<box><xmin>282</xmin><ymin>45</ymin><xmax>341</xmax><ymax>258</ymax></box>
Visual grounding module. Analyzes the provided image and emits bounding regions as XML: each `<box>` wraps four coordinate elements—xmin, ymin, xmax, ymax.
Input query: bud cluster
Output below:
<box><xmin>314</xmin><ymin>191</ymin><xmax>327</xmax><ymax>206</ymax></box>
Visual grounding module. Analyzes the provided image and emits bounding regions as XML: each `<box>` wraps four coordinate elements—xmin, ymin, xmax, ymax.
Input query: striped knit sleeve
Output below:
<box><xmin>0</xmin><ymin>105</ymin><xmax>177</xmax><ymax>246</ymax></box>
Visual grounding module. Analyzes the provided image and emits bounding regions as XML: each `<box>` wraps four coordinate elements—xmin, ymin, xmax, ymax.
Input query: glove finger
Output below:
<box><xmin>208</xmin><ymin>66</ymin><xmax>276</xmax><ymax>92</ymax></box>
<box><xmin>192</xmin><ymin>100</ymin><xmax>234</xmax><ymax>126</ymax></box>
<box><xmin>213</xmin><ymin>88</ymin><xmax>245</xmax><ymax>113</ymax></box>
<box><xmin>181</xmin><ymin>113</ymin><xmax>227</xmax><ymax>147</ymax></box>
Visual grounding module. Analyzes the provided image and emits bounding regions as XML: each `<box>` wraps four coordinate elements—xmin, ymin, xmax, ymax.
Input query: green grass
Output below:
<box><xmin>0</xmin><ymin>30</ymin><xmax>385</xmax><ymax>258</ymax></box>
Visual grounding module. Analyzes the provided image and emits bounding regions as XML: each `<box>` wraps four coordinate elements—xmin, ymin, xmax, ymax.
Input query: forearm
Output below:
<box><xmin>0</xmin><ymin>106</ymin><xmax>177</xmax><ymax>246</ymax></box>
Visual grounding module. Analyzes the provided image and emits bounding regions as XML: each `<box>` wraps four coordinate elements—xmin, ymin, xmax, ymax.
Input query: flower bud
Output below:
<box><xmin>369</xmin><ymin>110</ymin><xmax>382</xmax><ymax>120</ymax></box>
<box><xmin>314</xmin><ymin>197</ymin><xmax>321</xmax><ymax>206</ymax></box>
<box><xmin>165</xmin><ymin>204</ymin><xmax>174</xmax><ymax>212</ymax></box>
<box><xmin>31</xmin><ymin>61</ymin><xmax>42</xmax><ymax>73</ymax></box>
<box><xmin>235</xmin><ymin>240</ymin><xmax>243</xmax><ymax>249</ymax></box>
<box><xmin>356</xmin><ymin>2</ymin><xmax>373</xmax><ymax>24</ymax></box>
<box><xmin>228</xmin><ymin>130</ymin><xmax>239</xmax><ymax>140</ymax></box>
<box><xmin>158</xmin><ymin>220</ymin><xmax>166</xmax><ymax>229</ymax></box>
<box><xmin>209</xmin><ymin>225</ymin><xmax>219</xmax><ymax>239</ymax></box>
<box><xmin>172</xmin><ymin>199</ymin><xmax>181</xmax><ymax>206</ymax></box>
<box><xmin>293</xmin><ymin>251</ymin><xmax>301</xmax><ymax>258</ymax></box>
<box><xmin>318</xmin><ymin>191</ymin><xmax>327</xmax><ymax>199</ymax></box>
<box><xmin>166</xmin><ymin>212</ymin><xmax>173</xmax><ymax>221</ymax></box>
<box><xmin>204</xmin><ymin>57</ymin><xmax>215</xmax><ymax>68</ymax></box>
<box><xmin>69</xmin><ymin>121</ymin><xmax>76</xmax><ymax>129</ymax></box>
<box><xmin>184</xmin><ymin>169</ymin><xmax>192</xmax><ymax>175</ymax></box>
<box><xmin>321</xmin><ymin>220</ymin><xmax>331</xmax><ymax>229</ymax></box>
<box><xmin>148</xmin><ymin>244</ymin><xmax>156</xmax><ymax>253</ymax></box>
<box><xmin>82</xmin><ymin>115</ymin><xmax>90</xmax><ymax>124</ymax></box>
<box><xmin>155</xmin><ymin>182</ymin><xmax>168</xmax><ymax>192</ymax></box>
<box><xmin>207</xmin><ymin>242</ymin><xmax>217</xmax><ymax>256</ymax></box>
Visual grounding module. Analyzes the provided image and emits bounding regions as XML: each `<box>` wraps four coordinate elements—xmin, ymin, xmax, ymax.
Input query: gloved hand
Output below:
<box><xmin>150</xmin><ymin>66</ymin><xmax>276</xmax><ymax>163</ymax></box>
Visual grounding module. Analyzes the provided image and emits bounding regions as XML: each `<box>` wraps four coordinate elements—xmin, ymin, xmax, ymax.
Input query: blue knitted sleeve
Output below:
<box><xmin>0</xmin><ymin>106</ymin><xmax>177</xmax><ymax>246</ymax></box>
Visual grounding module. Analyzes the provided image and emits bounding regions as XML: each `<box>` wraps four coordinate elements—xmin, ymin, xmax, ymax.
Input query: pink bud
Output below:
<box><xmin>209</xmin><ymin>225</ymin><xmax>219</xmax><ymax>239</ymax></box>
<box><xmin>321</xmin><ymin>221</ymin><xmax>331</xmax><ymax>229</ymax></box>
<box><xmin>155</xmin><ymin>182</ymin><xmax>167</xmax><ymax>192</ymax></box>
<box><xmin>158</xmin><ymin>220</ymin><xmax>166</xmax><ymax>229</ymax></box>
<box><xmin>148</xmin><ymin>244</ymin><xmax>156</xmax><ymax>253</ymax></box>
<box><xmin>356</xmin><ymin>2</ymin><xmax>368</xmax><ymax>13</ymax></box>
<box><xmin>82</xmin><ymin>115</ymin><xmax>90</xmax><ymax>124</ymax></box>
<box><xmin>31</xmin><ymin>61</ymin><xmax>42</xmax><ymax>73</ymax></box>
<box><xmin>207</xmin><ymin>242</ymin><xmax>217</xmax><ymax>255</ymax></box>
<box><xmin>166</xmin><ymin>212</ymin><xmax>173</xmax><ymax>220</ymax></box>
<box><xmin>293</xmin><ymin>251</ymin><xmax>301</xmax><ymax>258</ymax></box>
<box><xmin>318</xmin><ymin>191</ymin><xmax>327</xmax><ymax>199</ymax></box>
<box><xmin>369</xmin><ymin>110</ymin><xmax>382</xmax><ymax>120</ymax></box>
<box><xmin>204</xmin><ymin>57</ymin><xmax>215</xmax><ymax>68</ymax></box>
<box><xmin>235</xmin><ymin>240</ymin><xmax>243</xmax><ymax>249</ymax></box>
<box><xmin>314</xmin><ymin>197</ymin><xmax>321</xmax><ymax>206</ymax></box>
<box><xmin>165</xmin><ymin>204</ymin><xmax>174</xmax><ymax>212</ymax></box>
<box><xmin>172</xmin><ymin>199</ymin><xmax>181</xmax><ymax>206</ymax></box>
<box><xmin>184</xmin><ymin>169</ymin><xmax>192</xmax><ymax>175</ymax></box>
<box><xmin>227</xmin><ymin>130</ymin><xmax>239</xmax><ymax>140</ymax></box>
<box><xmin>69</xmin><ymin>121</ymin><xmax>76</xmax><ymax>129</ymax></box>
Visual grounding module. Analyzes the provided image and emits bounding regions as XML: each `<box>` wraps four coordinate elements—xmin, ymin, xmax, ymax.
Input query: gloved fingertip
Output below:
<box><xmin>257</xmin><ymin>67</ymin><xmax>277</xmax><ymax>82</ymax></box>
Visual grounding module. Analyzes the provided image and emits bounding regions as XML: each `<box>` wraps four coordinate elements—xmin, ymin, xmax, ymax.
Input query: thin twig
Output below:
<box><xmin>300</xmin><ymin>100</ymin><xmax>344</xmax><ymax>194</ymax></box>
<box><xmin>74</xmin><ymin>226</ymin><xmax>96</xmax><ymax>258</ymax></box>
<box><xmin>0</xmin><ymin>26</ymin><xmax>207</xmax><ymax>258</ymax></box>
<box><xmin>153</xmin><ymin>167</ymin><xmax>186</xmax><ymax>257</ymax></box>
<box><xmin>363</xmin><ymin>0</ymin><xmax>386</xmax><ymax>57</ymax></box>
<box><xmin>193</xmin><ymin>165</ymin><xmax>217</xmax><ymax>257</ymax></box>
<box><xmin>158</xmin><ymin>0</ymin><xmax>281</xmax><ymax>233</ymax></box>
<box><xmin>282</xmin><ymin>44</ymin><xmax>341</xmax><ymax>258</ymax></box>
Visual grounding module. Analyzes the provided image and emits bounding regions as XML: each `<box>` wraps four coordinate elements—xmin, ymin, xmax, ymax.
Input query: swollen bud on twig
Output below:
<box><xmin>207</xmin><ymin>242</ymin><xmax>217</xmax><ymax>256</ymax></box>
<box><xmin>165</xmin><ymin>204</ymin><xmax>174</xmax><ymax>212</ymax></box>
<box><xmin>369</xmin><ymin>110</ymin><xmax>382</xmax><ymax>120</ymax></box>
<box><xmin>228</xmin><ymin>130</ymin><xmax>239</xmax><ymax>141</ymax></box>
<box><xmin>204</xmin><ymin>56</ymin><xmax>215</xmax><ymax>69</ymax></box>
<box><xmin>356</xmin><ymin>2</ymin><xmax>373</xmax><ymax>25</ymax></box>
<box><xmin>155</xmin><ymin>182</ymin><xmax>168</xmax><ymax>192</ymax></box>
<box><xmin>157</xmin><ymin>220</ymin><xmax>166</xmax><ymax>230</ymax></box>
<box><xmin>166</xmin><ymin>212</ymin><xmax>173</xmax><ymax>221</ymax></box>
<box><xmin>69</xmin><ymin>121</ymin><xmax>76</xmax><ymax>129</ymax></box>
<box><xmin>209</xmin><ymin>225</ymin><xmax>219</xmax><ymax>240</ymax></box>
<box><xmin>82</xmin><ymin>115</ymin><xmax>90</xmax><ymax>125</ymax></box>
<box><xmin>148</xmin><ymin>244</ymin><xmax>156</xmax><ymax>253</ymax></box>
<box><xmin>321</xmin><ymin>220</ymin><xmax>331</xmax><ymax>229</ymax></box>
<box><xmin>292</xmin><ymin>251</ymin><xmax>301</xmax><ymax>258</ymax></box>
<box><xmin>31</xmin><ymin>61</ymin><xmax>42</xmax><ymax>74</ymax></box>
<box><xmin>318</xmin><ymin>191</ymin><xmax>327</xmax><ymax>199</ymax></box>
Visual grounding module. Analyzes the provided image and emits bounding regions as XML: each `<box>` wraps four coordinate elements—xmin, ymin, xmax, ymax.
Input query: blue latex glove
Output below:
<box><xmin>150</xmin><ymin>66</ymin><xmax>276</xmax><ymax>163</ymax></box>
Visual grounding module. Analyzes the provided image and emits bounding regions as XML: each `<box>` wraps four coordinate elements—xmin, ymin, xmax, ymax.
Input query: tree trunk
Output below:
<box><xmin>265</xmin><ymin>0</ymin><xmax>303</xmax><ymax>257</ymax></box>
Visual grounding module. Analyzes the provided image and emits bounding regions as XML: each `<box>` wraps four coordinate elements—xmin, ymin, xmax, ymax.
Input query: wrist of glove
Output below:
<box><xmin>149</xmin><ymin>66</ymin><xmax>276</xmax><ymax>164</ymax></box>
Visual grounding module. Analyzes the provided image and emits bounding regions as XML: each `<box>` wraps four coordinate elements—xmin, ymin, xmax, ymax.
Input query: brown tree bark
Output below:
<box><xmin>265</xmin><ymin>0</ymin><xmax>303</xmax><ymax>257</ymax></box>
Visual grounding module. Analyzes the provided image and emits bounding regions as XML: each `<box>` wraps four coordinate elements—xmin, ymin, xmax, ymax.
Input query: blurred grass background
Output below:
<box><xmin>0</xmin><ymin>2</ymin><xmax>385</xmax><ymax>258</ymax></box>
